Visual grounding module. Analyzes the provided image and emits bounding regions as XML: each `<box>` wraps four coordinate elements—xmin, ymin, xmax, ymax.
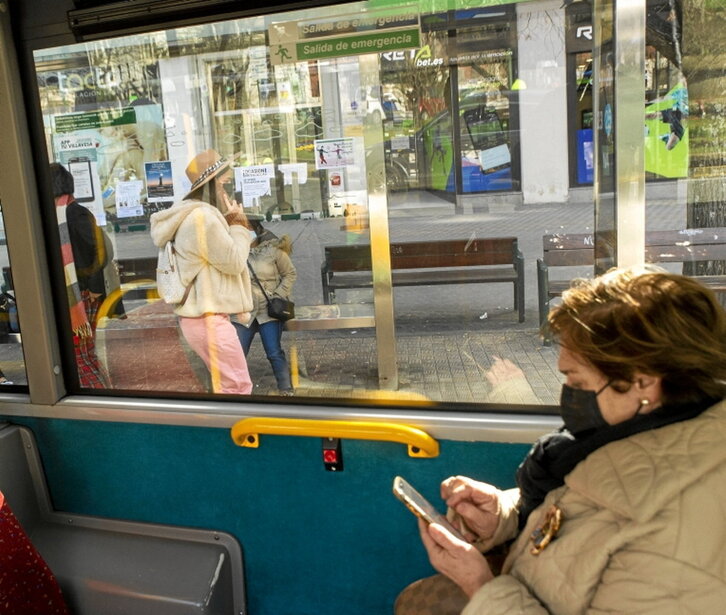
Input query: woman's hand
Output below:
<box><xmin>441</xmin><ymin>476</ymin><xmax>501</xmax><ymax>542</ymax></box>
<box><xmin>223</xmin><ymin>201</ymin><xmax>249</xmax><ymax>227</ymax></box>
<box><xmin>485</xmin><ymin>356</ymin><xmax>525</xmax><ymax>386</ymax></box>
<box><xmin>419</xmin><ymin>519</ymin><xmax>494</xmax><ymax>598</ymax></box>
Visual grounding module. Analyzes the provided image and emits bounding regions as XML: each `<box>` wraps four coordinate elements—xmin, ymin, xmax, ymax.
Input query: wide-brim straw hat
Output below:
<box><xmin>183</xmin><ymin>149</ymin><xmax>230</xmax><ymax>199</ymax></box>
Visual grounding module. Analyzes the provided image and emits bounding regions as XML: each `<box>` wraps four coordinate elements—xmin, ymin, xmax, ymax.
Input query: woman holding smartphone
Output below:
<box><xmin>150</xmin><ymin>149</ymin><xmax>254</xmax><ymax>395</ymax></box>
<box><xmin>397</xmin><ymin>267</ymin><xmax>726</xmax><ymax>614</ymax></box>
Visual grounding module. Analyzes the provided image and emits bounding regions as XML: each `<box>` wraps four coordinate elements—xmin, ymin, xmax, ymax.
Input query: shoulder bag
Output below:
<box><xmin>248</xmin><ymin>262</ymin><xmax>295</xmax><ymax>321</ymax></box>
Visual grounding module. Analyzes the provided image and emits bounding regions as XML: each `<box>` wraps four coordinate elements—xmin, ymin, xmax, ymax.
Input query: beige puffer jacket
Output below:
<box><xmin>150</xmin><ymin>200</ymin><xmax>253</xmax><ymax>318</ymax></box>
<box><xmin>464</xmin><ymin>399</ymin><xmax>726</xmax><ymax>614</ymax></box>
<box><xmin>243</xmin><ymin>232</ymin><xmax>297</xmax><ymax>326</ymax></box>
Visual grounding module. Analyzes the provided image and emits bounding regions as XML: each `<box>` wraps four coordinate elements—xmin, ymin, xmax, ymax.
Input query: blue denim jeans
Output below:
<box><xmin>233</xmin><ymin>319</ymin><xmax>292</xmax><ymax>392</ymax></box>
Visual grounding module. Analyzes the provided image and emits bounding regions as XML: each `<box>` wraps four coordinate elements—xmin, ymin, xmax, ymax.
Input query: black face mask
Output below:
<box><xmin>559</xmin><ymin>382</ymin><xmax>611</xmax><ymax>435</ymax></box>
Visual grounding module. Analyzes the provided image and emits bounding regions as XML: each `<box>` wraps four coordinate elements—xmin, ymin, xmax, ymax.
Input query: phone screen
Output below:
<box><xmin>68</xmin><ymin>159</ymin><xmax>95</xmax><ymax>202</ymax></box>
<box><xmin>392</xmin><ymin>476</ymin><xmax>466</xmax><ymax>540</ymax></box>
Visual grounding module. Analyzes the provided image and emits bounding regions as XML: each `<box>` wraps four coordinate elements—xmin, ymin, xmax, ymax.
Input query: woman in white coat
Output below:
<box><xmin>150</xmin><ymin>149</ymin><xmax>254</xmax><ymax>394</ymax></box>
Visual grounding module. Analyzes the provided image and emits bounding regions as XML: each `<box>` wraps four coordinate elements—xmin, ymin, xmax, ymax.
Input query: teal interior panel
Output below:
<box><xmin>8</xmin><ymin>417</ymin><xmax>530</xmax><ymax>615</ymax></box>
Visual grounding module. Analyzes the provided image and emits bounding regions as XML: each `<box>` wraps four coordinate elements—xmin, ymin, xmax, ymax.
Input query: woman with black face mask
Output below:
<box><xmin>396</xmin><ymin>266</ymin><xmax>726</xmax><ymax>615</ymax></box>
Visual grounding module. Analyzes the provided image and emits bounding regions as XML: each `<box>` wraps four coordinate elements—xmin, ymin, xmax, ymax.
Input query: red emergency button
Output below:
<box><xmin>322</xmin><ymin>437</ymin><xmax>343</xmax><ymax>471</ymax></box>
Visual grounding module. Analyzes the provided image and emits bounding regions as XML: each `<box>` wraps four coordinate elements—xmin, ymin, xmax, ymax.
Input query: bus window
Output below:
<box><xmin>0</xmin><ymin>203</ymin><xmax>27</xmax><ymax>388</ymax></box>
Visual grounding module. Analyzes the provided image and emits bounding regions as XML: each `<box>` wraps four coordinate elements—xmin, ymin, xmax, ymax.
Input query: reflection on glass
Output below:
<box><xmin>29</xmin><ymin>0</ymin><xmax>723</xmax><ymax>407</ymax></box>
<box><xmin>0</xmin><ymin>204</ymin><xmax>28</xmax><ymax>388</ymax></box>
<box><xmin>644</xmin><ymin>1</ymin><xmax>726</xmax><ymax>295</ymax></box>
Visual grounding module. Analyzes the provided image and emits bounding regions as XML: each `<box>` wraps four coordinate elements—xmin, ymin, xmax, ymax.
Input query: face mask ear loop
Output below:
<box><xmin>595</xmin><ymin>380</ymin><xmax>613</xmax><ymax>397</ymax></box>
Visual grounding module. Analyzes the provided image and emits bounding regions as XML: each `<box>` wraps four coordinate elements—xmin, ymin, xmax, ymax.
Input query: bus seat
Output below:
<box><xmin>0</xmin><ymin>423</ymin><xmax>246</xmax><ymax>615</ymax></box>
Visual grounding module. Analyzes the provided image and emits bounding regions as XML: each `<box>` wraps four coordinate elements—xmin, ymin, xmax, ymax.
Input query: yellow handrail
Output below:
<box><xmin>230</xmin><ymin>417</ymin><xmax>439</xmax><ymax>458</ymax></box>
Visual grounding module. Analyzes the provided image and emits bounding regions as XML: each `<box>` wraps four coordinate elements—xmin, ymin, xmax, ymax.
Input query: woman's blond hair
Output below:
<box><xmin>548</xmin><ymin>266</ymin><xmax>726</xmax><ymax>405</ymax></box>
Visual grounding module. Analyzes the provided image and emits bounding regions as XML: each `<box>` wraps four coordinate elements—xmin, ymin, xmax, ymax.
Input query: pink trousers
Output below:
<box><xmin>179</xmin><ymin>314</ymin><xmax>253</xmax><ymax>395</ymax></box>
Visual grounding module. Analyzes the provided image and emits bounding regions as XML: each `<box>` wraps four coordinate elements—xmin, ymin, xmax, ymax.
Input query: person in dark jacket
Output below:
<box><xmin>50</xmin><ymin>162</ymin><xmax>109</xmax><ymax>388</ymax></box>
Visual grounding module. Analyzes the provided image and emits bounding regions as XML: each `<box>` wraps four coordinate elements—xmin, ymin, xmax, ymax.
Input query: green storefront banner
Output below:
<box><xmin>53</xmin><ymin>108</ymin><xmax>136</xmax><ymax>134</ymax></box>
<box><xmin>297</xmin><ymin>28</ymin><xmax>420</xmax><ymax>60</ymax></box>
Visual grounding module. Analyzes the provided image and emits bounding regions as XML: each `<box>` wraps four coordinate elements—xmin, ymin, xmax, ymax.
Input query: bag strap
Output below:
<box><xmin>169</xmin><ymin>241</ymin><xmax>198</xmax><ymax>307</ymax></box>
<box><xmin>247</xmin><ymin>262</ymin><xmax>272</xmax><ymax>307</ymax></box>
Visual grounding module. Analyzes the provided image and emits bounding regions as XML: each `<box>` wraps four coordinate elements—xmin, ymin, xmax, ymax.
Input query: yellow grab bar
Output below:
<box><xmin>230</xmin><ymin>417</ymin><xmax>439</xmax><ymax>458</ymax></box>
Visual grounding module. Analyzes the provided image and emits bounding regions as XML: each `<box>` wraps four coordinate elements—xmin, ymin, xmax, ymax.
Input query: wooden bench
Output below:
<box><xmin>321</xmin><ymin>238</ymin><xmax>525</xmax><ymax>322</ymax></box>
<box><xmin>537</xmin><ymin>227</ymin><xmax>726</xmax><ymax>340</ymax></box>
<box><xmin>0</xmin><ymin>423</ymin><xmax>245</xmax><ymax>614</ymax></box>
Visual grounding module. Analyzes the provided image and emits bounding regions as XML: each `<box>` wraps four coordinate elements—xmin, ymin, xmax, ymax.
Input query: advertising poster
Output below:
<box><xmin>644</xmin><ymin>83</ymin><xmax>688</xmax><ymax>179</ymax></box>
<box><xmin>52</xmin><ymin>106</ymin><xmax>166</xmax><ymax>218</ymax></box>
<box><xmin>54</xmin><ymin>133</ymin><xmax>106</xmax><ymax>226</ymax></box>
<box><xmin>576</xmin><ymin>129</ymin><xmax>594</xmax><ymax>184</ymax></box>
<box><xmin>314</xmin><ymin>137</ymin><xmax>356</xmax><ymax>170</ymax></box>
<box><xmin>115</xmin><ymin>180</ymin><xmax>144</xmax><ymax>218</ymax></box>
<box><xmin>234</xmin><ymin>165</ymin><xmax>275</xmax><ymax>206</ymax></box>
<box><xmin>145</xmin><ymin>161</ymin><xmax>174</xmax><ymax>202</ymax></box>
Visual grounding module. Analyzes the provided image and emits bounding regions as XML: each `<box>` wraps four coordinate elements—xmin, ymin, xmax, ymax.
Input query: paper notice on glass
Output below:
<box><xmin>234</xmin><ymin>165</ymin><xmax>274</xmax><ymax>191</ymax></box>
<box><xmin>478</xmin><ymin>144</ymin><xmax>511</xmax><ymax>172</ymax></box>
<box><xmin>115</xmin><ymin>180</ymin><xmax>144</xmax><ymax>218</ymax></box>
<box><xmin>390</xmin><ymin>135</ymin><xmax>411</xmax><ymax>151</ymax></box>
<box><xmin>279</xmin><ymin>163</ymin><xmax>308</xmax><ymax>185</ymax></box>
<box><xmin>242</xmin><ymin>178</ymin><xmax>271</xmax><ymax>204</ymax></box>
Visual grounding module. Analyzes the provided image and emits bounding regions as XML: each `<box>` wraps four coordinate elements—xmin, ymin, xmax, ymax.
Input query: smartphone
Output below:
<box><xmin>392</xmin><ymin>476</ymin><xmax>466</xmax><ymax>541</ymax></box>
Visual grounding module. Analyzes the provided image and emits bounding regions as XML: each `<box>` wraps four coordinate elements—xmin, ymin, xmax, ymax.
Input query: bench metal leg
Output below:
<box><xmin>321</xmin><ymin>274</ymin><xmax>331</xmax><ymax>304</ymax></box>
<box><xmin>516</xmin><ymin>277</ymin><xmax>525</xmax><ymax>323</ymax></box>
<box><xmin>536</xmin><ymin>260</ymin><xmax>552</xmax><ymax>345</ymax></box>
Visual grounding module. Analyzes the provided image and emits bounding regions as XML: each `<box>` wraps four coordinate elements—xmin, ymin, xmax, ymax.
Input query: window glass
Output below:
<box><xmin>644</xmin><ymin>0</ymin><xmax>726</xmax><ymax>300</ymax></box>
<box><xmin>30</xmin><ymin>0</ymin><xmax>724</xmax><ymax>405</ymax></box>
<box><xmin>0</xmin><ymin>203</ymin><xmax>28</xmax><ymax>388</ymax></box>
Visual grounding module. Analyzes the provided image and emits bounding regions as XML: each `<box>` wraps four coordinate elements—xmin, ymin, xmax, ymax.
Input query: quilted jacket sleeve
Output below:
<box><xmin>463</xmin><ymin>575</ymin><xmax>549</xmax><ymax>615</ymax></box>
<box><xmin>272</xmin><ymin>248</ymin><xmax>297</xmax><ymax>298</ymax></box>
<box><xmin>449</xmin><ymin>487</ymin><xmax>521</xmax><ymax>553</ymax></box>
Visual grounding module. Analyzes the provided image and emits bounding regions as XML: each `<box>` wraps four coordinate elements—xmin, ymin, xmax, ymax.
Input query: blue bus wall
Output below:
<box><xmin>8</xmin><ymin>417</ymin><xmax>529</xmax><ymax>615</ymax></box>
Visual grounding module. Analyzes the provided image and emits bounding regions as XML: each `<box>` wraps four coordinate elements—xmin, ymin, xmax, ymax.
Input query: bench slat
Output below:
<box><xmin>543</xmin><ymin>249</ymin><xmax>595</xmax><ymax>267</ymax></box>
<box><xmin>328</xmin><ymin>267</ymin><xmax>519</xmax><ymax>289</ymax></box>
<box><xmin>646</xmin><ymin>244</ymin><xmax>726</xmax><ymax>262</ymax></box>
<box><xmin>327</xmin><ymin>239</ymin><xmax>519</xmax><ymax>271</ymax></box>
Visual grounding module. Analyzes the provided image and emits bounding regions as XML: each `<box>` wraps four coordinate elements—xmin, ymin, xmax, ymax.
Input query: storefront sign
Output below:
<box><xmin>53</xmin><ymin>108</ymin><xmax>137</xmax><ymax>133</ymax></box>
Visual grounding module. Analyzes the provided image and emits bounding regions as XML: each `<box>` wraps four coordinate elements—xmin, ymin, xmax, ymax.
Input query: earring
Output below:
<box><xmin>640</xmin><ymin>399</ymin><xmax>650</xmax><ymax>407</ymax></box>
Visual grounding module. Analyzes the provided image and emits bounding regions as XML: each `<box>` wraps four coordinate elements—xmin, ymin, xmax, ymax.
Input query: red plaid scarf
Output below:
<box><xmin>55</xmin><ymin>194</ymin><xmax>91</xmax><ymax>338</ymax></box>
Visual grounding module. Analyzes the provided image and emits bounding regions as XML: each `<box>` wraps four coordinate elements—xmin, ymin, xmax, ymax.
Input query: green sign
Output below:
<box><xmin>294</xmin><ymin>28</ymin><xmax>420</xmax><ymax>61</ymax></box>
<box><xmin>371</xmin><ymin>0</ymin><xmax>534</xmax><ymax>8</ymax></box>
<box><xmin>54</xmin><ymin>108</ymin><xmax>136</xmax><ymax>133</ymax></box>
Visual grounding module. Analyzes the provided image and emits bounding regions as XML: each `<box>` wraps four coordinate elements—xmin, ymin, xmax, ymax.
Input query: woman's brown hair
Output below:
<box><xmin>548</xmin><ymin>266</ymin><xmax>726</xmax><ymax>405</ymax></box>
